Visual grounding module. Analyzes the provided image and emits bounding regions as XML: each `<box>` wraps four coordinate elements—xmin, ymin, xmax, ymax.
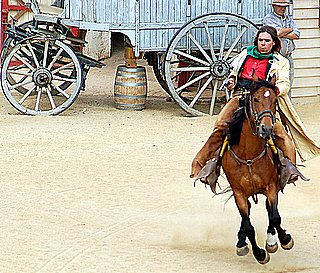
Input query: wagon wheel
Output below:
<box><xmin>1</xmin><ymin>37</ymin><xmax>82</xmax><ymax>115</ymax></box>
<box><xmin>164</xmin><ymin>13</ymin><xmax>258</xmax><ymax>116</ymax></box>
<box><xmin>1</xmin><ymin>20</ymin><xmax>75</xmax><ymax>95</ymax></box>
<box><xmin>149</xmin><ymin>52</ymin><xmax>170</xmax><ymax>94</ymax></box>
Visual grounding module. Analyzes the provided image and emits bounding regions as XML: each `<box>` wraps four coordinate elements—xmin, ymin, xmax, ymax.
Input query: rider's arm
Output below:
<box><xmin>228</xmin><ymin>49</ymin><xmax>247</xmax><ymax>90</ymax></box>
<box><xmin>275</xmin><ymin>56</ymin><xmax>290</xmax><ymax>97</ymax></box>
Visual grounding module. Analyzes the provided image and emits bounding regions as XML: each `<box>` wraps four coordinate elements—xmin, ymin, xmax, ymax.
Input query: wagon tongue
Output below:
<box><xmin>77</xmin><ymin>54</ymin><xmax>105</xmax><ymax>68</ymax></box>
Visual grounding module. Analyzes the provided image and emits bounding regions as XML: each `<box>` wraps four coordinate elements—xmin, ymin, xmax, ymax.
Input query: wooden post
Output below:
<box><xmin>124</xmin><ymin>45</ymin><xmax>137</xmax><ymax>68</ymax></box>
<box><xmin>1</xmin><ymin>0</ymin><xmax>9</xmax><ymax>53</ymax></box>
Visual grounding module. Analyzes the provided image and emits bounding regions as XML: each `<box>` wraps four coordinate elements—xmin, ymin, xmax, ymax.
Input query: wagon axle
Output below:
<box><xmin>33</xmin><ymin>68</ymin><xmax>52</xmax><ymax>87</ymax></box>
<box><xmin>210</xmin><ymin>60</ymin><xmax>230</xmax><ymax>80</ymax></box>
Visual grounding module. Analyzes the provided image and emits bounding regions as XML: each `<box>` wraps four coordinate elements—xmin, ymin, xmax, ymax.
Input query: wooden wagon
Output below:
<box><xmin>0</xmin><ymin>0</ymin><xmax>286</xmax><ymax>115</ymax></box>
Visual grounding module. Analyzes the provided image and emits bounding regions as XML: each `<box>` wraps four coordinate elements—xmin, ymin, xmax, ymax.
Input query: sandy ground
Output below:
<box><xmin>0</xmin><ymin>51</ymin><xmax>320</xmax><ymax>273</ymax></box>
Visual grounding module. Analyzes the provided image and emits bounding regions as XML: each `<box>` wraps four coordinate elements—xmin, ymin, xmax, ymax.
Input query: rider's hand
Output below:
<box><xmin>227</xmin><ymin>78</ymin><xmax>235</xmax><ymax>90</ymax></box>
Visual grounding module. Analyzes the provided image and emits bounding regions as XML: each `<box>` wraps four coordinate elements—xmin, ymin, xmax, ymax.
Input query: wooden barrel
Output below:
<box><xmin>114</xmin><ymin>66</ymin><xmax>147</xmax><ymax>110</ymax></box>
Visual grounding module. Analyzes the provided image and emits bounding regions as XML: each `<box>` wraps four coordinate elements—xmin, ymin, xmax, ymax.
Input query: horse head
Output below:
<box><xmin>249</xmin><ymin>73</ymin><xmax>277</xmax><ymax>140</ymax></box>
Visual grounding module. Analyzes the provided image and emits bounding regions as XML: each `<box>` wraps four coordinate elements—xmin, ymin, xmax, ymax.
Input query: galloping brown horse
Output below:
<box><xmin>195</xmin><ymin>75</ymin><xmax>308</xmax><ymax>264</ymax></box>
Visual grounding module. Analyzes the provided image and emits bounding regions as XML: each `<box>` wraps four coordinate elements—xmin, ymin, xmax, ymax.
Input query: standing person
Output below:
<box><xmin>263</xmin><ymin>0</ymin><xmax>300</xmax><ymax>98</ymax></box>
<box><xmin>190</xmin><ymin>26</ymin><xmax>320</xmax><ymax>188</ymax></box>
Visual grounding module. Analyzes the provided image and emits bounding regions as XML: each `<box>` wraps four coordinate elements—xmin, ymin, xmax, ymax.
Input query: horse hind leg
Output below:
<box><xmin>235</xmin><ymin>195</ymin><xmax>270</xmax><ymax>264</ymax></box>
<box><xmin>266</xmin><ymin>197</ymin><xmax>294</xmax><ymax>251</ymax></box>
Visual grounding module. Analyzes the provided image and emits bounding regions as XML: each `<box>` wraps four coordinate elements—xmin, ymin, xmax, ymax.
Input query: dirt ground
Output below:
<box><xmin>0</xmin><ymin>49</ymin><xmax>320</xmax><ymax>273</ymax></box>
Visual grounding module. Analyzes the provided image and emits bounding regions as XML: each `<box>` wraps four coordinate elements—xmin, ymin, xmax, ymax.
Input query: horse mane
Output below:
<box><xmin>226</xmin><ymin>96</ymin><xmax>249</xmax><ymax>147</ymax></box>
<box><xmin>250</xmin><ymin>80</ymin><xmax>276</xmax><ymax>94</ymax></box>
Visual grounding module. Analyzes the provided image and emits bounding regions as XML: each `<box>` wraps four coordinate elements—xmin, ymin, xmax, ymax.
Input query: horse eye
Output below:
<box><xmin>254</xmin><ymin>98</ymin><xmax>259</xmax><ymax>103</ymax></box>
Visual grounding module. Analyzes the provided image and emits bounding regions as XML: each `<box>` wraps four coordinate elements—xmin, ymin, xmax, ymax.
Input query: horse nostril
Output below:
<box><xmin>260</xmin><ymin>125</ymin><xmax>266</xmax><ymax>134</ymax></box>
<box><xmin>258</xmin><ymin>124</ymin><xmax>274</xmax><ymax>139</ymax></box>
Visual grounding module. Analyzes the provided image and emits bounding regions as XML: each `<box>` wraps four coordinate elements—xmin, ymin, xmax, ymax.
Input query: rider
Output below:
<box><xmin>190</xmin><ymin>25</ymin><xmax>312</xmax><ymax>188</ymax></box>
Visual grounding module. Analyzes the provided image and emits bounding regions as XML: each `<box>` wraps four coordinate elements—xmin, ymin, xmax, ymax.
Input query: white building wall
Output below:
<box><xmin>292</xmin><ymin>0</ymin><xmax>320</xmax><ymax>100</ymax></box>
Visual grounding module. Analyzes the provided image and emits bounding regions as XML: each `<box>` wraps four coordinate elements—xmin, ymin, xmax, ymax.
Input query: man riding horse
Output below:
<box><xmin>191</xmin><ymin>25</ymin><xmax>320</xmax><ymax>189</ymax></box>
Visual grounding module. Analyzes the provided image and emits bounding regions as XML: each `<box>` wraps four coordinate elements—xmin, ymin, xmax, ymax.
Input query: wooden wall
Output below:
<box><xmin>6</xmin><ymin>0</ymin><xmax>111</xmax><ymax>58</ymax></box>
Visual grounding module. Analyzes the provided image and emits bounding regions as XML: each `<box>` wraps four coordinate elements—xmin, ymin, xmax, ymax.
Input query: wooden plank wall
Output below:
<box><xmin>293</xmin><ymin>0</ymin><xmax>320</xmax><ymax>100</ymax></box>
<box><xmin>7</xmin><ymin>0</ymin><xmax>111</xmax><ymax>58</ymax></box>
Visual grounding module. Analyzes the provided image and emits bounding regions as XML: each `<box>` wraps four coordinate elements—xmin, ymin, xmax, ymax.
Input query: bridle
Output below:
<box><xmin>245</xmin><ymin>86</ymin><xmax>277</xmax><ymax>136</ymax></box>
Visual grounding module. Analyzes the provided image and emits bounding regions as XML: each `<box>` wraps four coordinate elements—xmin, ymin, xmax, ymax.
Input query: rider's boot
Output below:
<box><xmin>194</xmin><ymin>149</ymin><xmax>222</xmax><ymax>193</ymax></box>
<box><xmin>273</xmin><ymin>123</ymin><xmax>309</xmax><ymax>190</ymax></box>
<box><xmin>277</xmin><ymin>149</ymin><xmax>309</xmax><ymax>190</ymax></box>
<box><xmin>191</xmin><ymin>97</ymin><xmax>240</xmax><ymax>179</ymax></box>
<box><xmin>191</xmin><ymin>129</ymin><xmax>224</xmax><ymax>180</ymax></box>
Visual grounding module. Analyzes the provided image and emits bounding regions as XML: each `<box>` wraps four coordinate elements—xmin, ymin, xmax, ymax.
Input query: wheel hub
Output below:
<box><xmin>33</xmin><ymin>68</ymin><xmax>52</xmax><ymax>87</ymax></box>
<box><xmin>210</xmin><ymin>60</ymin><xmax>230</xmax><ymax>80</ymax></box>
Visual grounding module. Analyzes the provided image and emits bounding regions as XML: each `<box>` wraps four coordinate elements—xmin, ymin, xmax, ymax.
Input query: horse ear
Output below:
<box><xmin>269</xmin><ymin>74</ymin><xmax>277</xmax><ymax>86</ymax></box>
<box><xmin>252</xmin><ymin>70</ymin><xmax>259</xmax><ymax>82</ymax></box>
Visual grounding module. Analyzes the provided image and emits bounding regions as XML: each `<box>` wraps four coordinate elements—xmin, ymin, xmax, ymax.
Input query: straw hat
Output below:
<box><xmin>270</xmin><ymin>0</ymin><xmax>292</xmax><ymax>6</ymax></box>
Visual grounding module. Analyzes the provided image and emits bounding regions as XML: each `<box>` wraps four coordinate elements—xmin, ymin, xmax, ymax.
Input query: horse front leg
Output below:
<box><xmin>266</xmin><ymin>192</ymin><xmax>294</xmax><ymax>251</ymax></box>
<box><xmin>265</xmin><ymin>199</ymin><xmax>279</xmax><ymax>253</ymax></box>
<box><xmin>234</xmin><ymin>193</ymin><xmax>270</xmax><ymax>264</ymax></box>
<box><xmin>236</xmin><ymin>200</ymin><xmax>250</xmax><ymax>256</ymax></box>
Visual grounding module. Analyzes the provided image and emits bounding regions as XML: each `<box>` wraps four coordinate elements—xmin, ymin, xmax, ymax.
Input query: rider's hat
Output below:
<box><xmin>270</xmin><ymin>0</ymin><xmax>292</xmax><ymax>6</ymax></box>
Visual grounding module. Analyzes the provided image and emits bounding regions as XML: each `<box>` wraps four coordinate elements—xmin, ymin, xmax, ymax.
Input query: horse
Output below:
<box><xmin>195</xmin><ymin>74</ymin><xmax>308</xmax><ymax>264</ymax></box>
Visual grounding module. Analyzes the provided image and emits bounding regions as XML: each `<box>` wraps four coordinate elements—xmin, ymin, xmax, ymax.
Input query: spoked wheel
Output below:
<box><xmin>164</xmin><ymin>13</ymin><xmax>258</xmax><ymax>116</ymax></box>
<box><xmin>1</xmin><ymin>37</ymin><xmax>83</xmax><ymax>115</ymax></box>
<box><xmin>1</xmin><ymin>21</ymin><xmax>76</xmax><ymax>95</ymax></box>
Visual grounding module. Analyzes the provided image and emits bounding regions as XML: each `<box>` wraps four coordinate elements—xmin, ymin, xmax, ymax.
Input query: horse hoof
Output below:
<box><xmin>281</xmin><ymin>237</ymin><xmax>294</xmax><ymax>250</ymax></box>
<box><xmin>258</xmin><ymin>251</ymin><xmax>270</xmax><ymax>265</ymax></box>
<box><xmin>266</xmin><ymin>233</ymin><xmax>278</xmax><ymax>253</ymax></box>
<box><xmin>266</xmin><ymin>242</ymin><xmax>278</xmax><ymax>253</ymax></box>
<box><xmin>236</xmin><ymin>245</ymin><xmax>249</xmax><ymax>256</ymax></box>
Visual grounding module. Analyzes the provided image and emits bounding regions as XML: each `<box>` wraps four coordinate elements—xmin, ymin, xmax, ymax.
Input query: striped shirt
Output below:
<box><xmin>263</xmin><ymin>12</ymin><xmax>300</xmax><ymax>57</ymax></box>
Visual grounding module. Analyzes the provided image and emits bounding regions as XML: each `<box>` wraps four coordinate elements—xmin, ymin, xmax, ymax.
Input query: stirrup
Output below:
<box><xmin>277</xmin><ymin>150</ymin><xmax>310</xmax><ymax>190</ymax></box>
<box><xmin>194</xmin><ymin>150</ymin><xmax>221</xmax><ymax>193</ymax></box>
